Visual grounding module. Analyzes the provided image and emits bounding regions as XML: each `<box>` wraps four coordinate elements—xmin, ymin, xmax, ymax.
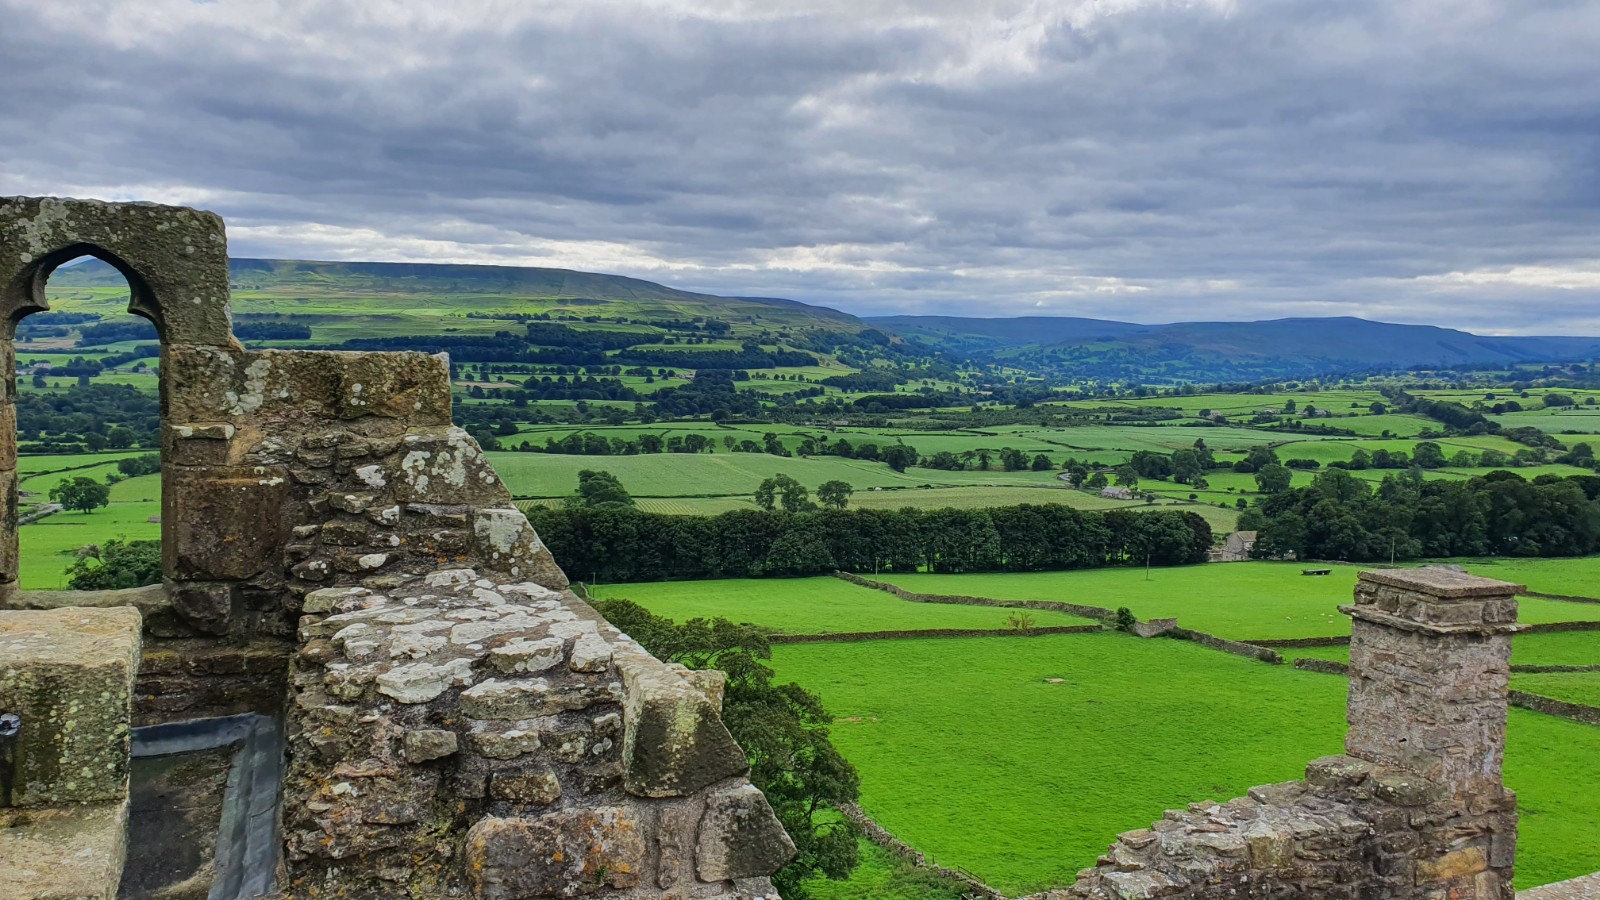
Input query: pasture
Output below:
<box><xmin>588</xmin><ymin>576</ymin><xmax>1095</xmax><ymax>634</ymax></box>
<box><xmin>17</xmin><ymin>496</ymin><xmax>160</xmax><ymax>589</ymax></box>
<box><xmin>604</xmin><ymin>559</ymin><xmax>1600</xmax><ymax>893</ymax></box>
<box><xmin>770</xmin><ymin>633</ymin><xmax>1600</xmax><ymax>893</ymax></box>
<box><xmin>872</xmin><ymin>562</ymin><xmax>1600</xmax><ymax>641</ymax></box>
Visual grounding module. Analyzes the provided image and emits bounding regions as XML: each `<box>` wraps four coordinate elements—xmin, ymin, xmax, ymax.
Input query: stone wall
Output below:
<box><xmin>1</xmin><ymin>607</ymin><xmax>142</xmax><ymax>900</ymax></box>
<box><xmin>1051</xmin><ymin>568</ymin><xmax>1522</xmax><ymax>900</ymax></box>
<box><xmin>286</xmin><ymin>569</ymin><xmax>792</xmax><ymax>899</ymax></box>
<box><xmin>0</xmin><ymin>197</ymin><xmax>794</xmax><ymax>899</ymax></box>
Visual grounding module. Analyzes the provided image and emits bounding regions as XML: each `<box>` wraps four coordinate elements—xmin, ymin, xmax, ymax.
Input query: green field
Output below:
<box><xmin>1513</xmin><ymin>672</ymin><xmax>1600</xmax><ymax>707</ymax></box>
<box><xmin>487</xmin><ymin>450</ymin><xmax>1238</xmax><ymax>529</ymax></box>
<box><xmin>871</xmin><ymin>563</ymin><xmax>1600</xmax><ymax>641</ymax></box>
<box><xmin>770</xmin><ymin>633</ymin><xmax>1600</xmax><ymax>892</ymax></box>
<box><xmin>589</xmin><ymin>576</ymin><xmax>1095</xmax><ymax>634</ymax></box>
<box><xmin>1513</xmin><ymin>632</ymin><xmax>1600</xmax><ymax>668</ymax></box>
<box><xmin>18</xmin><ymin>497</ymin><xmax>160</xmax><ymax>589</ymax></box>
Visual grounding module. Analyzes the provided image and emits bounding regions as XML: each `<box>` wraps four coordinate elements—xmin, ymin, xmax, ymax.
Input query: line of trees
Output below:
<box><xmin>1246</xmin><ymin>469</ymin><xmax>1600</xmax><ymax>560</ymax></box>
<box><xmin>526</xmin><ymin>503</ymin><xmax>1212</xmax><ymax>582</ymax></box>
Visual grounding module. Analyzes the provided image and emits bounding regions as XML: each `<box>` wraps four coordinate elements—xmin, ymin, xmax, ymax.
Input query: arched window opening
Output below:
<box><xmin>15</xmin><ymin>254</ymin><xmax>162</xmax><ymax>589</ymax></box>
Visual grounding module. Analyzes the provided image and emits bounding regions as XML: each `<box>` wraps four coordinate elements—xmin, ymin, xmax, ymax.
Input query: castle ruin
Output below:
<box><xmin>0</xmin><ymin>198</ymin><xmax>1555</xmax><ymax>899</ymax></box>
<box><xmin>0</xmin><ymin>197</ymin><xmax>792</xmax><ymax>900</ymax></box>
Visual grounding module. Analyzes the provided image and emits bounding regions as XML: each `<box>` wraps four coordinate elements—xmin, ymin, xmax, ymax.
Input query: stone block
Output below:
<box><xmin>695</xmin><ymin>783</ymin><xmax>796</xmax><ymax>882</ymax></box>
<box><xmin>489</xmin><ymin>769</ymin><xmax>562</xmax><ymax>805</ymax></box>
<box><xmin>404</xmin><ymin>729</ymin><xmax>458</xmax><ymax>763</ymax></box>
<box><xmin>471</xmin><ymin>508</ymin><xmax>570</xmax><ymax>589</ymax></box>
<box><xmin>465</xmin><ymin>809</ymin><xmax>646</xmax><ymax>898</ymax></box>
<box><xmin>165</xmin><ymin>422</ymin><xmax>234</xmax><ymax>466</ymax></box>
<box><xmin>167</xmin><ymin>581</ymin><xmax>237</xmax><ymax>635</ymax></box>
<box><xmin>489</xmin><ymin>637</ymin><xmax>566</xmax><ymax>675</ymax></box>
<box><xmin>623</xmin><ymin>668</ymin><xmax>749</xmax><ymax>798</ymax></box>
<box><xmin>462</xmin><ymin>678</ymin><xmax>595</xmax><ymax>720</ymax></box>
<box><xmin>1415</xmin><ymin>845</ymin><xmax>1488</xmax><ymax>881</ymax></box>
<box><xmin>0</xmin><ymin>802</ymin><xmax>129</xmax><ymax>900</ymax></box>
<box><xmin>0</xmin><ymin>607</ymin><xmax>141</xmax><ymax>807</ymax></box>
<box><xmin>332</xmin><ymin>351</ymin><xmax>452</xmax><ymax>423</ymax></box>
<box><xmin>165</xmin><ymin>466</ymin><xmax>288</xmax><ymax>581</ymax></box>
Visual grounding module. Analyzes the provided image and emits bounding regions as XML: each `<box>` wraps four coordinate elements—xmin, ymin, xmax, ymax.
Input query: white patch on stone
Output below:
<box><xmin>425</xmin><ymin>568</ymin><xmax>476</xmax><ymax>588</ymax></box>
<box><xmin>549</xmin><ymin>620</ymin><xmax>599</xmax><ymax>640</ymax></box>
<box><xmin>358</xmin><ymin>553</ymin><xmax>388</xmax><ymax>570</ymax></box>
<box><xmin>474</xmin><ymin>509</ymin><xmax>531</xmax><ymax>556</ymax></box>
<box><xmin>489</xmin><ymin>637</ymin><xmax>566</xmax><ymax>674</ymax></box>
<box><xmin>376</xmin><ymin>658</ymin><xmax>475</xmax><ymax>703</ymax></box>
<box><xmin>229</xmin><ymin>357</ymin><xmax>272</xmax><ymax>415</ymax></box>
<box><xmin>303</xmin><ymin>586</ymin><xmax>370</xmax><ymax>614</ymax></box>
<box><xmin>355</xmin><ymin>465</ymin><xmax>387</xmax><ymax>489</ymax></box>
<box><xmin>389</xmin><ymin>632</ymin><xmax>447</xmax><ymax>659</ymax></box>
<box><xmin>568</xmin><ymin>634</ymin><xmax>614</xmax><ymax>673</ymax></box>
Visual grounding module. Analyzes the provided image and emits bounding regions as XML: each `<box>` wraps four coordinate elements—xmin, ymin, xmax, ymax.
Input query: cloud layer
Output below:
<box><xmin>4</xmin><ymin>0</ymin><xmax>1600</xmax><ymax>333</ymax></box>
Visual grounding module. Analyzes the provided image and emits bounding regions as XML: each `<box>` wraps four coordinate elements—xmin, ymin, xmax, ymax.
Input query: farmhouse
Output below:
<box><xmin>1208</xmin><ymin>530</ymin><xmax>1257</xmax><ymax>562</ymax></box>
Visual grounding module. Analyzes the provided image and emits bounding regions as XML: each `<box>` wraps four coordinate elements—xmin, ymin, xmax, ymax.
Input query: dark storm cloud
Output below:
<box><xmin>4</xmin><ymin>0</ymin><xmax>1600</xmax><ymax>333</ymax></box>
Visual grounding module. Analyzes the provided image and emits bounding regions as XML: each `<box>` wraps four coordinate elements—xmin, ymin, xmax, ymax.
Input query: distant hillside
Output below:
<box><xmin>50</xmin><ymin>258</ymin><xmax>1600</xmax><ymax>380</ymax></box>
<box><xmin>871</xmin><ymin>314</ymin><xmax>1600</xmax><ymax>380</ymax></box>
<box><xmin>51</xmin><ymin>257</ymin><xmax>862</xmax><ymax>332</ymax></box>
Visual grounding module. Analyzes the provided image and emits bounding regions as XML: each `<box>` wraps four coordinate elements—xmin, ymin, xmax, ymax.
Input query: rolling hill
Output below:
<box><xmin>871</xmin><ymin>314</ymin><xmax>1600</xmax><ymax>379</ymax></box>
<box><xmin>49</xmin><ymin>257</ymin><xmax>863</xmax><ymax>334</ymax></box>
<box><xmin>48</xmin><ymin>258</ymin><xmax>1600</xmax><ymax>380</ymax></box>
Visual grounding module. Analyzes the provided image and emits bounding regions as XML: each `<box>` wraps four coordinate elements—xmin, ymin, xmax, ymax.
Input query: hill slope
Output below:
<box><xmin>50</xmin><ymin>257</ymin><xmax>862</xmax><ymax>332</ymax></box>
<box><xmin>871</xmin><ymin>314</ymin><xmax>1600</xmax><ymax>379</ymax></box>
<box><xmin>49</xmin><ymin>258</ymin><xmax>1600</xmax><ymax>379</ymax></box>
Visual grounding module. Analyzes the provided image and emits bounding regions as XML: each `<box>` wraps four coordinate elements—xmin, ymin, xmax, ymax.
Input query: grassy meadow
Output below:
<box><xmin>872</xmin><ymin>562</ymin><xmax>1600</xmax><ymax>641</ymax></box>
<box><xmin>592</xmin><ymin>561</ymin><xmax>1600</xmax><ymax>894</ymax></box>
<box><xmin>771</xmin><ymin>633</ymin><xmax>1600</xmax><ymax>893</ymax></box>
<box><xmin>588</xmin><ymin>576</ymin><xmax>1095</xmax><ymax>634</ymax></box>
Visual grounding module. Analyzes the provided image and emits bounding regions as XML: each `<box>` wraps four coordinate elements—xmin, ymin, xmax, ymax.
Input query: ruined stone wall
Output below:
<box><xmin>286</xmin><ymin>570</ymin><xmax>791</xmax><ymax>899</ymax></box>
<box><xmin>0</xmin><ymin>197</ymin><xmax>793</xmax><ymax>899</ymax></box>
<box><xmin>1051</xmin><ymin>568</ymin><xmax>1521</xmax><ymax>900</ymax></box>
<box><xmin>1</xmin><ymin>607</ymin><xmax>142</xmax><ymax>900</ymax></box>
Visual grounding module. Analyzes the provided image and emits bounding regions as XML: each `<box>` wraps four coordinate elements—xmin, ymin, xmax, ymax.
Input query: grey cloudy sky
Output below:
<box><xmin>4</xmin><ymin>0</ymin><xmax>1600</xmax><ymax>333</ymax></box>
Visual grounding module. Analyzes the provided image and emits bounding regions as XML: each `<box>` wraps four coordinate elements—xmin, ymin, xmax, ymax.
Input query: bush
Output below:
<box><xmin>1114</xmin><ymin>607</ymin><xmax>1137</xmax><ymax>632</ymax></box>
<box><xmin>65</xmin><ymin>538</ymin><xmax>161</xmax><ymax>590</ymax></box>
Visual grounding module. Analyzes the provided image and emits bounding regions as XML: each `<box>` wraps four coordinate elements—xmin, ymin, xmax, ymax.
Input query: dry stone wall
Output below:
<box><xmin>286</xmin><ymin>569</ymin><xmax>791</xmax><ymax>899</ymax></box>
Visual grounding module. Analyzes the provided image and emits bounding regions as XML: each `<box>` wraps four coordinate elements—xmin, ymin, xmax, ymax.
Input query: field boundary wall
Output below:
<box><xmin>835</xmin><ymin>801</ymin><xmax>1003</xmax><ymax>900</ymax></box>
<box><xmin>1293</xmin><ymin>658</ymin><xmax>1352</xmax><ymax>675</ymax></box>
<box><xmin>1508</xmin><ymin>690</ymin><xmax>1600</xmax><ymax>727</ymax></box>
<box><xmin>1524</xmin><ymin>590</ymin><xmax>1600</xmax><ymax>605</ymax></box>
<box><xmin>1521</xmin><ymin>620</ymin><xmax>1600</xmax><ymax>634</ymax></box>
<box><xmin>769</xmin><ymin>624</ymin><xmax>1102</xmax><ymax>644</ymax></box>
<box><xmin>1168</xmin><ymin>627</ymin><xmax>1284</xmax><ymax>663</ymax></box>
<box><xmin>1254</xmin><ymin>635</ymin><xmax>1350</xmax><ymax>648</ymax></box>
<box><xmin>836</xmin><ymin>571</ymin><xmax>1117</xmax><ymax>620</ymax></box>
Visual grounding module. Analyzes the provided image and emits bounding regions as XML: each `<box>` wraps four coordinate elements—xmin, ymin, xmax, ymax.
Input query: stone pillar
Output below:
<box><xmin>1342</xmin><ymin>567</ymin><xmax>1521</xmax><ymax>897</ymax></box>
<box><xmin>0</xmin><ymin>333</ymin><xmax>16</xmax><ymax>605</ymax></box>
<box><xmin>0</xmin><ymin>606</ymin><xmax>142</xmax><ymax>899</ymax></box>
<box><xmin>1344</xmin><ymin>568</ymin><xmax>1520</xmax><ymax>792</ymax></box>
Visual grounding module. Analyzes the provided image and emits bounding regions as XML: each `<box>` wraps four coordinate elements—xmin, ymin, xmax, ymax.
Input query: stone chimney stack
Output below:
<box><xmin>1343</xmin><ymin>567</ymin><xmax>1521</xmax><ymax>796</ymax></box>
